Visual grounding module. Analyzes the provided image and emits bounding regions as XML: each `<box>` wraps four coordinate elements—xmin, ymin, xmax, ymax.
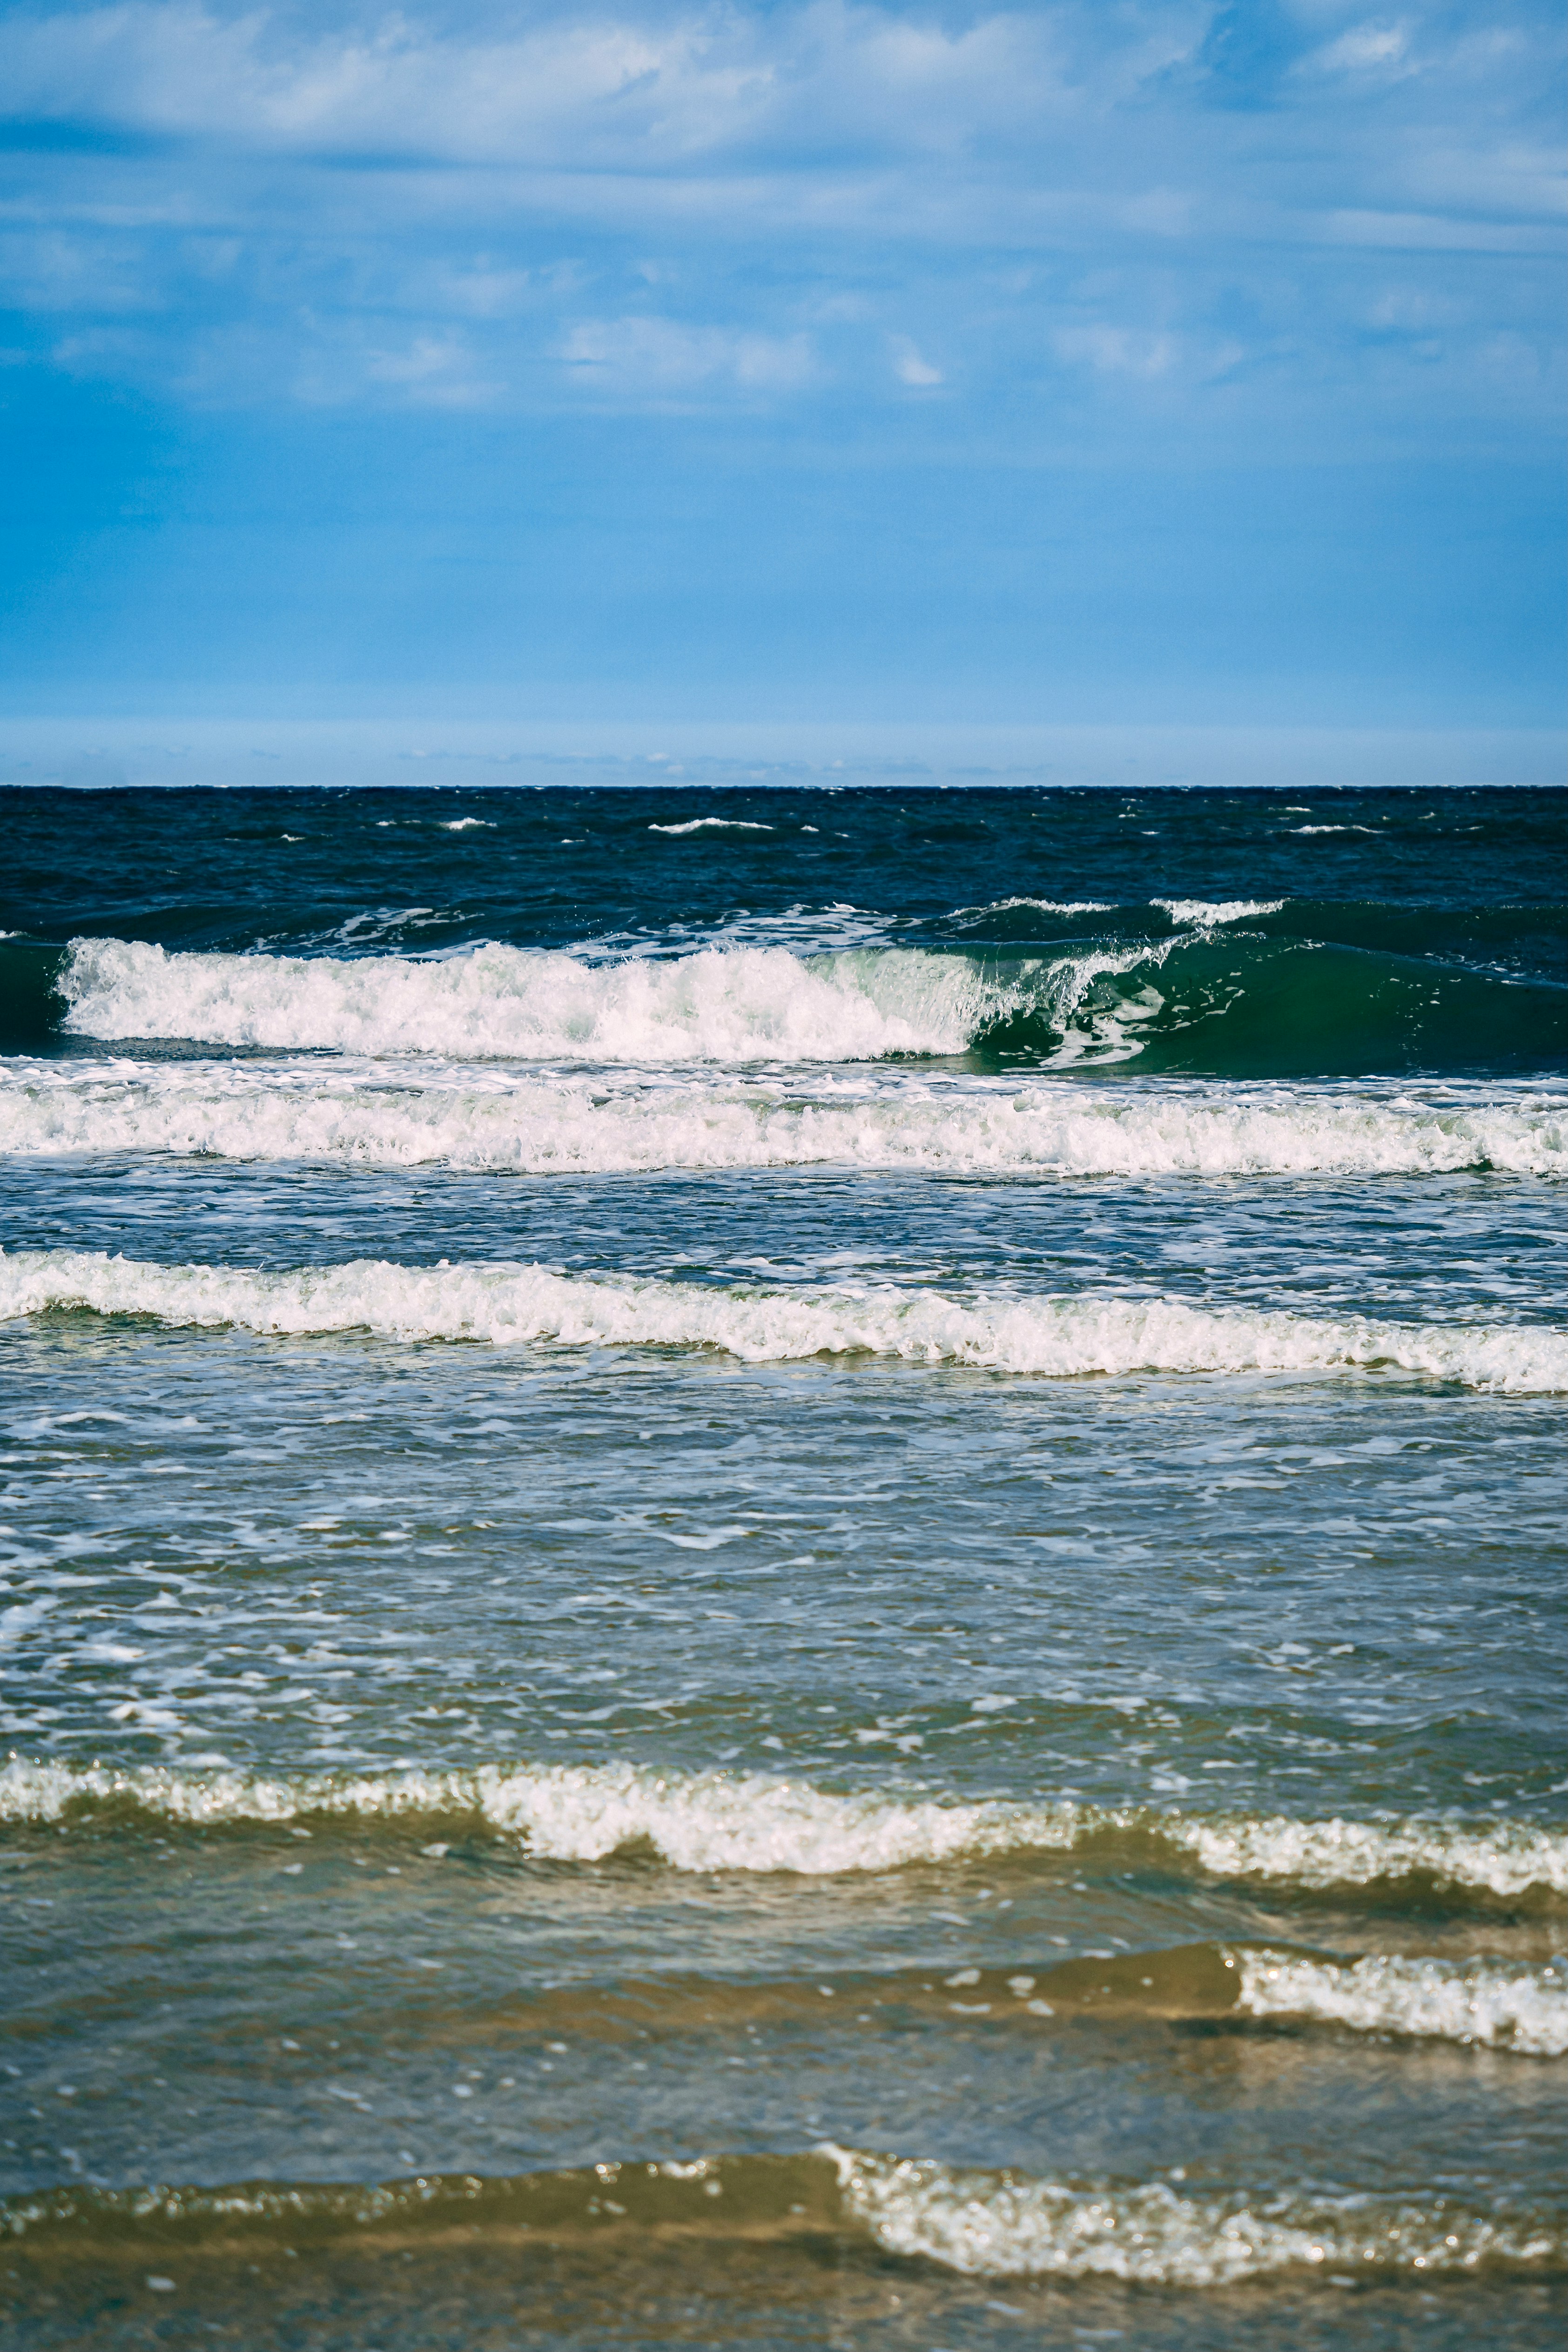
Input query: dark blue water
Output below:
<box><xmin>1</xmin><ymin>784</ymin><xmax>1565</xmax><ymax>2351</ymax></box>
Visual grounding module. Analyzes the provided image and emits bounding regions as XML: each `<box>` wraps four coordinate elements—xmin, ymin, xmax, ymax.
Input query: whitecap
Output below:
<box><xmin>4</xmin><ymin>1064</ymin><xmax>1562</xmax><ymax>1178</ymax></box>
<box><xmin>4</xmin><ymin>1247</ymin><xmax>1562</xmax><ymax>1393</ymax></box>
<box><xmin>1233</xmin><ymin>1947</ymin><xmax>1568</xmax><ymax>2056</ymax></box>
<box><xmin>54</xmin><ymin>938</ymin><xmax>992</xmax><ymax>1059</ymax></box>
<box><xmin>825</xmin><ymin>2146</ymin><xmax>1561</xmax><ymax>2280</ymax></box>
<box><xmin>648</xmin><ymin>819</ymin><xmax>774</xmax><ymax>835</ymax></box>
<box><xmin>1154</xmin><ymin>898</ymin><xmax>1285</xmax><ymax>926</ymax></box>
<box><xmin>3</xmin><ymin>1756</ymin><xmax>1563</xmax><ymax>1898</ymax></box>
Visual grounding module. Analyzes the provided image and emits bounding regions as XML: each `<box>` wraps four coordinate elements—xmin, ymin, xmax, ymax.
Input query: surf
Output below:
<box><xmin>7</xmin><ymin>1756</ymin><xmax>1565</xmax><ymax>1902</ymax></box>
<box><xmin>3</xmin><ymin>926</ymin><xmax>1562</xmax><ymax>1075</ymax></box>
<box><xmin>3</xmin><ymin>2151</ymin><xmax>1559</xmax><ymax>2283</ymax></box>
<box><xmin>3</xmin><ymin>1058</ymin><xmax>1564</xmax><ymax>1175</ymax></box>
<box><xmin>5</xmin><ymin>1247</ymin><xmax>1564</xmax><ymax>1391</ymax></box>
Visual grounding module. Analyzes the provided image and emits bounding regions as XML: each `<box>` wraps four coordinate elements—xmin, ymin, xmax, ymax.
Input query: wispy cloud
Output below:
<box><xmin>888</xmin><ymin>334</ymin><xmax>942</xmax><ymax>387</ymax></box>
<box><xmin>1306</xmin><ymin>19</ymin><xmax>1417</xmax><ymax>78</ymax></box>
<box><xmin>557</xmin><ymin>314</ymin><xmax>817</xmax><ymax>397</ymax></box>
<box><xmin>1054</xmin><ymin>324</ymin><xmax>1179</xmax><ymax>381</ymax></box>
<box><xmin>0</xmin><ymin>1</ymin><xmax>1560</xmax><ymax>435</ymax></box>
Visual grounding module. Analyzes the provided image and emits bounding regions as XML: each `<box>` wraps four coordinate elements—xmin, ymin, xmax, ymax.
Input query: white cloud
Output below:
<box><xmin>0</xmin><ymin>226</ymin><xmax>156</xmax><ymax>311</ymax></box>
<box><xmin>557</xmin><ymin>314</ymin><xmax>816</xmax><ymax>395</ymax></box>
<box><xmin>0</xmin><ymin>2</ymin><xmax>1223</xmax><ymax>175</ymax></box>
<box><xmin>359</xmin><ymin>333</ymin><xmax>501</xmax><ymax>407</ymax></box>
<box><xmin>1054</xmin><ymin>324</ymin><xmax>1178</xmax><ymax>380</ymax></box>
<box><xmin>889</xmin><ymin>335</ymin><xmax>942</xmax><ymax>386</ymax></box>
<box><xmin>1307</xmin><ymin>20</ymin><xmax>1414</xmax><ymax>78</ymax></box>
<box><xmin>0</xmin><ymin>1</ymin><xmax>1558</xmax><ymax>437</ymax></box>
<box><xmin>422</xmin><ymin>263</ymin><xmax>538</xmax><ymax>321</ymax></box>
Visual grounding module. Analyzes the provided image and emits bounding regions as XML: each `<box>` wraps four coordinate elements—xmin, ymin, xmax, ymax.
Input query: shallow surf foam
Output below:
<box><xmin>4</xmin><ymin>1247</ymin><xmax>1563</xmax><ymax>1392</ymax></box>
<box><xmin>1232</xmin><ymin>1948</ymin><xmax>1568</xmax><ymax>2056</ymax></box>
<box><xmin>4</xmin><ymin>1062</ymin><xmax>1564</xmax><ymax>1177</ymax></box>
<box><xmin>5</xmin><ymin>2151</ymin><xmax>1559</xmax><ymax>2281</ymax></box>
<box><xmin>5</xmin><ymin>1757</ymin><xmax>1563</xmax><ymax>1900</ymax></box>
<box><xmin>824</xmin><ymin>2147</ymin><xmax>1562</xmax><ymax>2281</ymax></box>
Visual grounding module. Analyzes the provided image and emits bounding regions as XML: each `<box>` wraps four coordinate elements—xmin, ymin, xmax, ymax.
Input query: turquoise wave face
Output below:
<box><xmin>969</xmin><ymin>934</ymin><xmax>1568</xmax><ymax>1076</ymax></box>
<box><xmin>0</xmin><ymin>939</ymin><xmax>65</xmax><ymax>1051</ymax></box>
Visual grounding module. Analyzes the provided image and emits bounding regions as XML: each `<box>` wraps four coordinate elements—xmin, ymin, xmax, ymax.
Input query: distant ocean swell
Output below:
<box><xmin>2</xmin><ymin>932</ymin><xmax>1562</xmax><ymax>1074</ymax></box>
<box><xmin>3</xmin><ymin>1062</ymin><xmax>1564</xmax><ymax>1176</ymax></box>
<box><xmin>5</xmin><ymin>1249</ymin><xmax>1564</xmax><ymax>1391</ymax></box>
<box><xmin>5</xmin><ymin>2152</ymin><xmax>1561</xmax><ymax>2283</ymax></box>
<box><xmin>6</xmin><ymin>1758</ymin><xmax>1564</xmax><ymax>1902</ymax></box>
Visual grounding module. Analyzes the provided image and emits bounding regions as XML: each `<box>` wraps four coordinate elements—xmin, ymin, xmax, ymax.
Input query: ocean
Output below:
<box><xmin>0</xmin><ymin>781</ymin><xmax>1564</xmax><ymax>2351</ymax></box>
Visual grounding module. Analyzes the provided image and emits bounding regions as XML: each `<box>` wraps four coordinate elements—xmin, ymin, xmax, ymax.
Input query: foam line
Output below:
<box><xmin>3</xmin><ymin>1063</ymin><xmax>1563</xmax><ymax>1175</ymax></box>
<box><xmin>4</xmin><ymin>1757</ymin><xmax>1563</xmax><ymax>1899</ymax></box>
<box><xmin>1154</xmin><ymin>897</ymin><xmax>1285</xmax><ymax>925</ymax></box>
<box><xmin>5</xmin><ymin>2153</ymin><xmax>1560</xmax><ymax>2280</ymax></box>
<box><xmin>3</xmin><ymin>1247</ymin><xmax>1563</xmax><ymax>1391</ymax></box>
<box><xmin>1232</xmin><ymin>1948</ymin><xmax>1568</xmax><ymax>2055</ymax></box>
<box><xmin>825</xmin><ymin>2147</ymin><xmax>1561</xmax><ymax>2280</ymax></box>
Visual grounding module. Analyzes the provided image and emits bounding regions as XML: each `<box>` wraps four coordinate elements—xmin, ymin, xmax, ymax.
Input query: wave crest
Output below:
<box><xmin>4</xmin><ymin>1063</ymin><xmax>1563</xmax><ymax>1177</ymax></box>
<box><xmin>4</xmin><ymin>1247</ymin><xmax>1563</xmax><ymax>1392</ymax></box>
<box><xmin>4</xmin><ymin>1757</ymin><xmax>1563</xmax><ymax>1900</ymax></box>
<box><xmin>1233</xmin><ymin>1948</ymin><xmax>1568</xmax><ymax>2056</ymax></box>
<box><xmin>36</xmin><ymin>930</ymin><xmax>1565</xmax><ymax>1075</ymax></box>
<box><xmin>57</xmin><ymin>937</ymin><xmax>996</xmax><ymax>1060</ymax></box>
<box><xmin>7</xmin><ymin>2151</ymin><xmax>1560</xmax><ymax>2282</ymax></box>
<box><xmin>827</xmin><ymin>2147</ymin><xmax>1562</xmax><ymax>2281</ymax></box>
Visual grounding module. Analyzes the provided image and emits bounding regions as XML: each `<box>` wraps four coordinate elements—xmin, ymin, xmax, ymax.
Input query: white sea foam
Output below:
<box><xmin>1155</xmin><ymin>898</ymin><xmax>1284</xmax><ymax>926</ymax></box>
<box><xmin>825</xmin><ymin>2147</ymin><xmax>1561</xmax><ymax>2280</ymax></box>
<box><xmin>3</xmin><ymin>1757</ymin><xmax>1563</xmax><ymax>1898</ymax></box>
<box><xmin>56</xmin><ymin>938</ymin><xmax>1000</xmax><ymax>1058</ymax></box>
<box><xmin>648</xmin><ymin>819</ymin><xmax>774</xmax><ymax>834</ymax></box>
<box><xmin>948</xmin><ymin>897</ymin><xmax>1116</xmax><ymax>918</ymax></box>
<box><xmin>1</xmin><ymin>2153</ymin><xmax>1556</xmax><ymax>2277</ymax></box>
<box><xmin>4</xmin><ymin>1247</ymin><xmax>1563</xmax><ymax>1392</ymax></box>
<box><xmin>6</xmin><ymin>1062</ymin><xmax>1561</xmax><ymax>1177</ymax></box>
<box><xmin>1233</xmin><ymin>1948</ymin><xmax>1568</xmax><ymax>2055</ymax></box>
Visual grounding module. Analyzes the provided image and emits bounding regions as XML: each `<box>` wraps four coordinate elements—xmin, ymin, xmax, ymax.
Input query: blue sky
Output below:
<box><xmin>0</xmin><ymin>0</ymin><xmax>1563</xmax><ymax>750</ymax></box>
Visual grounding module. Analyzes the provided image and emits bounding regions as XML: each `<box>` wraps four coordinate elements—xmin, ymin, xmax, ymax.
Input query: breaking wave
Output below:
<box><xmin>1232</xmin><ymin>1947</ymin><xmax>1568</xmax><ymax>2055</ymax></box>
<box><xmin>2</xmin><ymin>1061</ymin><xmax>1563</xmax><ymax>1177</ymax></box>
<box><xmin>4</xmin><ymin>1247</ymin><xmax>1563</xmax><ymax>1391</ymax></box>
<box><xmin>824</xmin><ymin>2147</ymin><xmax>1563</xmax><ymax>2281</ymax></box>
<box><xmin>4</xmin><ymin>1757</ymin><xmax>1564</xmax><ymax>1901</ymax></box>
<box><xmin>0</xmin><ymin>928</ymin><xmax>1558</xmax><ymax>1074</ymax></box>
<box><xmin>52</xmin><ymin>937</ymin><xmax>997</xmax><ymax>1060</ymax></box>
<box><xmin>8</xmin><ymin>2152</ymin><xmax>1556</xmax><ymax>2284</ymax></box>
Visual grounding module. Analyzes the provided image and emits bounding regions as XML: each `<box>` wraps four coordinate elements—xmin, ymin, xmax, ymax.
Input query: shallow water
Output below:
<box><xmin>1</xmin><ymin>784</ymin><xmax>1564</xmax><ymax>2348</ymax></box>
